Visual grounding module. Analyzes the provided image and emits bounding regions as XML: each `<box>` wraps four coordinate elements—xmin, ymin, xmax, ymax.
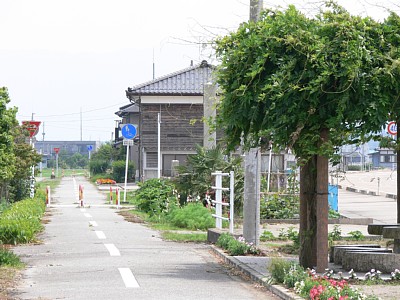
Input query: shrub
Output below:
<box><xmin>260</xmin><ymin>230</ymin><xmax>275</xmax><ymax>241</ymax></box>
<box><xmin>328</xmin><ymin>225</ymin><xmax>342</xmax><ymax>241</ymax></box>
<box><xmin>260</xmin><ymin>193</ymin><xmax>299</xmax><ymax>219</ymax></box>
<box><xmin>268</xmin><ymin>258</ymin><xmax>293</xmax><ymax>284</ymax></box>
<box><xmin>167</xmin><ymin>203</ymin><xmax>214</xmax><ymax>230</ymax></box>
<box><xmin>112</xmin><ymin>160</ymin><xmax>134</xmax><ymax>183</ymax></box>
<box><xmin>216</xmin><ymin>233</ymin><xmax>233</xmax><ymax>249</ymax></box>
<box><xmin>216</xmin><ymin>233</ymin><xmax>259</xmax><ymax>255</ymax></box>
<box><xmin>348</xmin><ymin>230</ymin><xmax>365</xmax><ymax>241</ymax></box>
<box><xmin>133</xmin><ymin>178</ymin><xmax>178</xmax><ymax>217</ymax></box>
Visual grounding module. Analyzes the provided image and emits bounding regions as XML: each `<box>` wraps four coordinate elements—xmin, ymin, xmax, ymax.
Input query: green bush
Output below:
<box><xmin>0</xmin><ymin>248</ymin><xmax>23</xmax><ymax>267</ymax></box>
<box><xmin>216</xmin><ymin>233</ymin><xmax>259</xmax><ymax>256</ymax></box>
<box><xmin>0</xmin><ymin>197</ymin><xmax>45</xmax><ymax>244</ymax></box>
<box><xmin>133</xmin><ymin>178</ymin><xmax>178</xmax><ymax>217</ymax></box>
<box><xmin>216</xmin><ymin>233</ymin><xmax>233</xmax><ymax>249</ymax></box>
<box><xmin>260</xmin><ymin>193</ymin><xmax>299</xmax><ymax>219</ymax></box>
<box><xmin>260</xmin><ymin>230</ymin><xmax>276</xmax><ymax>241</ymax></box>
<box><xmin>112</xmin><ymin>160</ymin><xmax>134</xmax><ymax>183</ymax></box>
<box><xmin>268</xmin><ymin>258</ymin><xmax>294</xmax><ymax>284</ymax></box>
<box><xmin>167</xmin><ymin>203</ymin><xmax>214</xmax><ymax>230</ymax></box>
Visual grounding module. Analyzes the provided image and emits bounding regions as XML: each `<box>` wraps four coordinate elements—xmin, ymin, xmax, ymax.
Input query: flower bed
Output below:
<box><xmin>96</xmin><ymin>178</ymin><xmax>116</xmax><ymax>185</ymax></box>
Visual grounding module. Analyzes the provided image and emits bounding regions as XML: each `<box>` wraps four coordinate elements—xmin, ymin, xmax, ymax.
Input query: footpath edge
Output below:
<box><xmin>209</xmin><ymin>245</ymin><xmax>302</xmax><ymax>300</ymax></box>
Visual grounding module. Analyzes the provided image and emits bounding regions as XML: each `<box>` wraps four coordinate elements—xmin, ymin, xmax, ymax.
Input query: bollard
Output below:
<box><xmin>109</xmin><ymin>186</ymin><xmax>113</xmax><ymax>205</ymax></box>
<box><xmin>79</xmin><ymin>185</ymin><xmax>84</xmax><ymax>207</ymax></box>
<box><xmin>115</xmin><ymin>187</ymin><xmax>119</xmax><ymax>208</ymax></box>
<box><xmin>46</xmin><ymin>185</ymin><xmax>51</xmax><ymax>206</ymax></box>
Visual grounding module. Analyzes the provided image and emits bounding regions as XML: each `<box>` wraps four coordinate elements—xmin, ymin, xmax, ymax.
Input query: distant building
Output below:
<box><xmin>34</xmin><ymin>141</ymin><xmax>97</xmax><ymax>166</ymax></box>
<box><xmin>369</xmin><ymin>148</ymin><xmax>397</xmax><ymax>170</ymax></box>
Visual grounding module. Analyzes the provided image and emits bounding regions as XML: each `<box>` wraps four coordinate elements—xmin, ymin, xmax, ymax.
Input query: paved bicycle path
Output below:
<box><xmin>12</xmin><ymin>176</ymin><xmax>278</xmax><ymax>300</ymax></box>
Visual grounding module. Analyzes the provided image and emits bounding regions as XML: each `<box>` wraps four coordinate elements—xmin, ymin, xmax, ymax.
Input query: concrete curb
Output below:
<box><xmin>340</xmin><ymin>185</ymin><xmax>397</xmax><ymax>200</ymax></box>
<box><xmin>210</xmin><ymin>245</ymin><xmax>302</xmax><ymax>300</ymax></box>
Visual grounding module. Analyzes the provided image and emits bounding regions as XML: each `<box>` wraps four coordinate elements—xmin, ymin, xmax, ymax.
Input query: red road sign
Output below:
<box><xmin>22</xmin><ymin>121</ymin><xmax>41</xmax><ymax>138</ymax></box>
<box><xmin>387</xmin><ymin>121</ymin><xmax>397</xmax><ymax>135</ymax></box>
<box><xmin>54</xmin><ymin>148</ymin><xmax>60</xmax><ymax>154</ymax></box>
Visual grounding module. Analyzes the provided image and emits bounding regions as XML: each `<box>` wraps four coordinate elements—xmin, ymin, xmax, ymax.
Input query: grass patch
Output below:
<box><xmin>161</xmin><ymin>231</ymin><xmax>207</xmax><ymax>243</ymax></box>
<box><xmin>0</xmin><ymin>248</ymin><xmax>23</xmax><ymax>267</ymax></box>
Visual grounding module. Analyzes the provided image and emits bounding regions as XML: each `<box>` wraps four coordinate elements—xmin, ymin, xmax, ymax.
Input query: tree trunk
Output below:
<box><xmin>299</xmin><ymin>128</ymin><xmax>329</xmax><ymax>272</ymax></box>
<box><xmin>299</xmin><ymin>156</ymin><xmax>317</xmax><ymax>268</ymax></box>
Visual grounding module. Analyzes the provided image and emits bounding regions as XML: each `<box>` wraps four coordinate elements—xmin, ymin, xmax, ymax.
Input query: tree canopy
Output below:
<box><xmin>0</xmin><ymin>87</ymin><xmax>41</xmax><ymax>202</ymax></box>
<box><xmin>215</xmin><ymin>2</ymin><xmax>392</xmax><ymax>160</ymax></box>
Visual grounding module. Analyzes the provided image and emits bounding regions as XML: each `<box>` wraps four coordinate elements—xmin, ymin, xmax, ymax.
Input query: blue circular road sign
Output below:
<box><xmin>121</xmin><ymin>124</ymin><xmax>137</xmax><ymax>140</ymax></box>
<box><xmin>87</xmin><ymin>145</ymin><xmax>93</xmax><ymax>151</ymax></box>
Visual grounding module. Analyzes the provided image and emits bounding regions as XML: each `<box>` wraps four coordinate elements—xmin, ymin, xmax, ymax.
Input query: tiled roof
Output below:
<box><xmin>115</xmin><ymin>103</ymin><xmax>139</xmax><ymax>117</ymax></box>
<box><xmin>126</xmin><ymin>60</ymin><xmax>215</xmax><ymax>97</ymax></box>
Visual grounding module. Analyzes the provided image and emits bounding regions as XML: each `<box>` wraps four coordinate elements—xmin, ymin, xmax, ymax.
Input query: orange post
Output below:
<box><xmin>46</xmin><ymin>186</ymin><xmax>49</xmax><ymax>206</ymax></box>
<box><xmin>110</xmin><ymin>186</ymin><xmax>113</xmax><ymax>204</ymax></box>
<box><xmin>79</xmin><ymin>185</ymin><xmax>84</xmax><ymax>207</ymax></box>
<box><xmin>115</xmin><ymin>187</ymin><xmax>119</xmax><ymax>207</ymax></box>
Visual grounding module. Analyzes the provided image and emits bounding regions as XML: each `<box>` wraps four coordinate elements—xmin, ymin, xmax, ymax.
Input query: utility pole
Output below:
<box><xmin>243</xmin><ymin>0</ymin><xmax>263</xmax><ymax>246</ymax></box>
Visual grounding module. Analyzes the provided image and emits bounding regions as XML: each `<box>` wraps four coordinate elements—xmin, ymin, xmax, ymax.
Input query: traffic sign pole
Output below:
<box><xmin>120</xmin><ymin>124</ymin><xmax>137</xmax><ymax>206</ymax></box>
<box><xmin>123</xmin><ymin>143</ymin><xmax>129</xmax><ymax>205</ymax></box>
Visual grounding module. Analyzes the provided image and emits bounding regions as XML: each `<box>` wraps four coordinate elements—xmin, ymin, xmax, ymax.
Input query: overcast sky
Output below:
<box><xmin>1</xmin><ymin>0</ymin><xmax>398</xmax><ymax>142</ymax></box>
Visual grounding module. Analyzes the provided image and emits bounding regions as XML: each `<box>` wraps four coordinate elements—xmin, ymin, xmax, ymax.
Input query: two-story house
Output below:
<box><xmin>119</xmin><ymin>60</ymin><xmax>217</xmax><ymax>180</ymax></box>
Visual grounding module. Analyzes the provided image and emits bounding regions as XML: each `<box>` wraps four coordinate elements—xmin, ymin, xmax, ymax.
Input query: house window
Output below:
<box><xmin>146</xmin><ymin>152</ymin><xmax>158</xmax><ymax>168</ymax></box>
<box><xmin>380</xmin><ymin>155</ymin><xmax>396</xmax><ymax>163</ymax></box>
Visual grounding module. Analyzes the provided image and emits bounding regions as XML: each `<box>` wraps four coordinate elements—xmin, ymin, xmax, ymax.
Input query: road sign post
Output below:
<box><xmin>54</xmin><ymin>148</ymin><xmax>60</xmax><ymax>178</ymax></box>
<box><xmin>87</xmin><ymin>145</ymin><xmax>93</xmax><ymax>178</ymax></box>
<box><xmin>23</xmin><ymin>121</ymin><xmax>41</xmax><ymax>198</ymax></box>
<box><xmin>121</xmin><ymin>124</ymin><xmax>137</xmax><ymax>205</ymax></box>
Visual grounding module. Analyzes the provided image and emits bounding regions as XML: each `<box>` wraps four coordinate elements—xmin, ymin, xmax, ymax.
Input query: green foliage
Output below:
<box><xmin>89</xmin><ymin>143</ymin><xmax>125</xmax><ymax>176</ymax></box>
<box><xmin>215</xmin><ymin>4</ymin><xmax>390</xmax><ymax>157</ymax></box>
<box><xmin>260</xmin><ymin>193</ymin><xmax>299</xmax><ymax>219</ymax></box>
<box><xmin>161</xmin><ymin>231</ymin><xmax>207</xmax><ymax>243</ymax></box>
<box><xmin>0</xmin><ymin>248</ymin><xmax>23</xmax><ymax>267</ymax></box>
<box><xmin>328</xmin><ymin>225</ymin><xmax>342</xmax><ymax>241</ymax></box>
<box><xmin>167</xmin><ymin>203</ymin><xmax>214</xmax><ymax>230</ymax></box>
<box><xmin>328</xmin><ymin>208</ymin><xmax>341</xmax><ymax>219</ymax></box>
<box><xmin>64</xmin><ymin>153</ymin><xmax>88</xmax><ymax>169</ymax></box>
<box><xmin>173</xmin><ymin>144</ymin><xmax>244</xmax><ymax>212</ymax></box>
<box><xmin>133</xmin><ymin>178</ymin><xmax>178</xmax><ymax>217</ymax></box>
<box><xmin>348</xmin><ymin>230</ymin><xmax>365</xmax><ymax>241</ymax></box>
<box><xmin>283</xmin><ymin>263</ymin><xmax>308</xmax><ymax>288</ymax></box>
<box><xmin>268</xmin><ymin>258</ymin><xmax>294</xmax><ymax>284</ymax></box>
<box><xmin>260</xmin><ymin>230</ymin><xmax>275</xmax><ymax>241</ymax></box>
<box><xmin>0</xmin><ymin>196</ymin><xmax>45</xmax><ymax>244</ymax></box>
<box><xmin>216</xmin><ymin>233</ymin><xmax>259</xmax><ymax>256</ymax></box>
<box><xmin>112</xmin><ymin>160</ymin><xmax>134</xmax><ymax>183</ymax></box>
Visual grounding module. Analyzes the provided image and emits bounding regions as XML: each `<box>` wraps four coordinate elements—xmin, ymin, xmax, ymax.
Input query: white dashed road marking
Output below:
<box><xmin>89</xmin><ymin>221</ymin><xmax>98</xmax><ymax>227</ymax></box>
<box><xmin>84</xmin><ymin>213</ymin><xmax>92</xmax><ymax>218</ymax></box>
<box><xmin>95</xmin><ymin>231</ymin><xmax>106</xmax><ymax>239</ymax></box>
<box><xmin>80</xmin><ymin>208</ymin><xmax>86</xmax><ymax>212</ymax></box>
<box><xmin>118</xmin><ymin>268</ymin><xmax>140</xmax><ymax>288</ymax></box>
<box><xmin>104</xmin><ymin>244</ymin><xmax>120</xmax><ymax>256</ymax></box>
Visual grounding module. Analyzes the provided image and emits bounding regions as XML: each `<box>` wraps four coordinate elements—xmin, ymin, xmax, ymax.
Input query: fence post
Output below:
<box><xmin>115</xmin><ymin>187</ymin><xmax>119</xmax><ymax>208</ymax></box>
<box><xmin>229</xmin><ymin>171</ymin><xmax>234</xmax><ymax>234</ymax></box>
<box><xmin>110</xmin><ymin>186</ymin><xmax>113</xmax><ymax>205</ymax></box>
<box><xmin>215</xmin><ymin>171</ymin><xmax>223</xmax><ymax>229</ymax></box>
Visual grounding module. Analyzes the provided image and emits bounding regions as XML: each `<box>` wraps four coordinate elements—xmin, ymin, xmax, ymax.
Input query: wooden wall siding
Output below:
<box><xmin>141</xmin><ymin>104</ymin><xmax>204</xmax><ymax>151</ymax></box>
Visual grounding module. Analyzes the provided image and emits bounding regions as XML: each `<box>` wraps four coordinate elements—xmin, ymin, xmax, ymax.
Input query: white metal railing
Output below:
<box><xmin>211</xmin><ymin>171</ymin><xmax>234</xmax><ymax>234</ymax></box>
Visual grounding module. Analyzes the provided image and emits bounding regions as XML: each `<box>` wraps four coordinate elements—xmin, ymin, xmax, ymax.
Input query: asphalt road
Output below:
<box><xmin>12</xmin><ymin>176</ymin><xmax>278</xmax><ymax>300</ymax></box>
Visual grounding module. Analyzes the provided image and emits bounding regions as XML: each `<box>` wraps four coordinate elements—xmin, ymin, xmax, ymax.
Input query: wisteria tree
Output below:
<box><xmin>215</xmin><ymin>3</ymin><xmax>395</xmax><ymax>270</ymax></box>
